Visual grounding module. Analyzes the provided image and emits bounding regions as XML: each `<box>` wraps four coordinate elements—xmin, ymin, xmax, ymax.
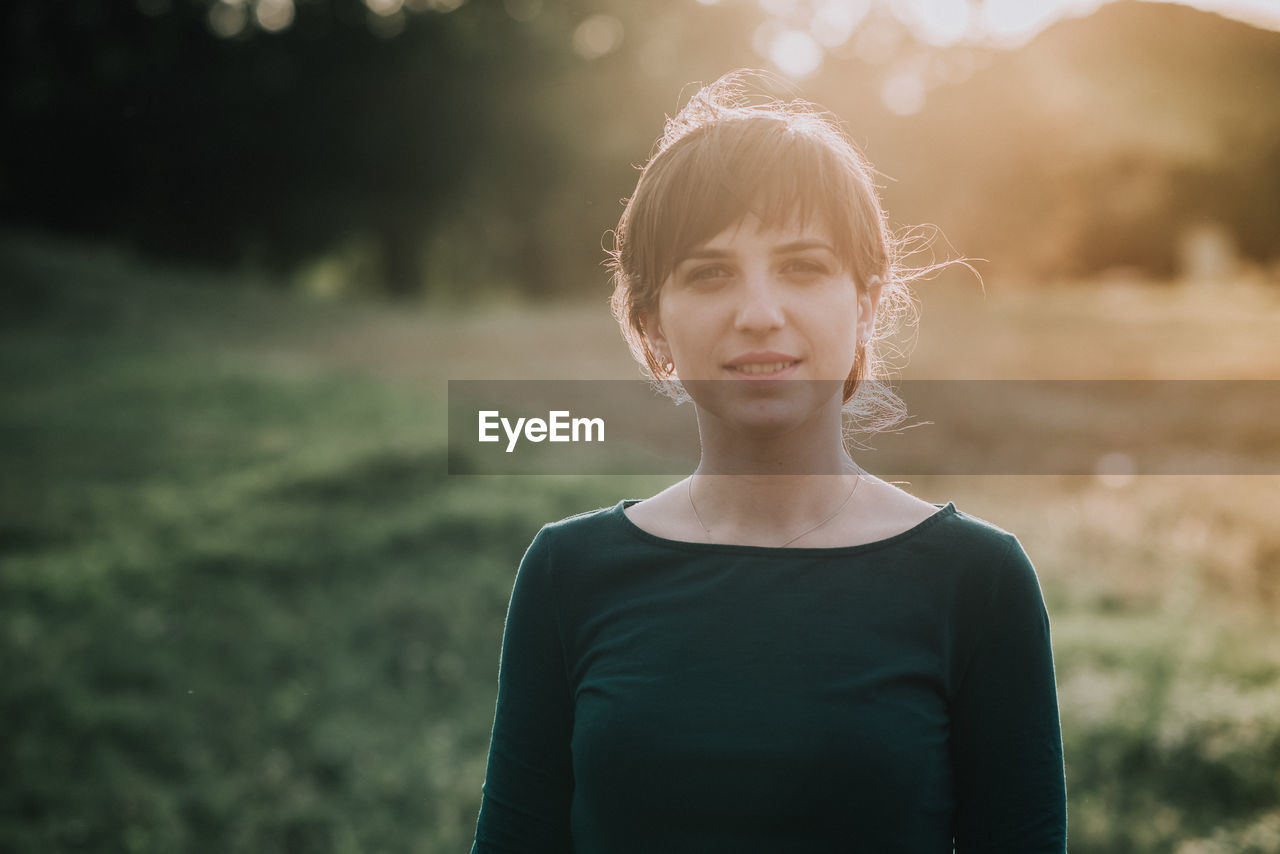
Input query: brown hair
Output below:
<box><xmin>606</xmin><ymin>70</ymin><xmax>927</xmax><ymax>426</ymax></box>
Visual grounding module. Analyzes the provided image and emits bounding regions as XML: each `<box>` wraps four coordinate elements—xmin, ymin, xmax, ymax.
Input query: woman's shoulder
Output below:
<box><xmin>850</xmin><ymin>481</ymin><xmax>1031</xmax><ymax>580</ymax></box>
<box><xmin>935</xmin><ymin>501</ymin><xmax>1019</xmax><ymax>546</ymax></box>
<box><xmin>928</xmin><ymin>504</ymin><xmax>1043</xmax><ymax>603</ymax></box>
<box><xmin>824</xmin><ymin>478</ymin><xmax>1020</xmax><ymax>555</ymax></box>
<box><xmin>532</xmin><ymin>500</ymin><xmax>631</xmax><ymax>547</ymax></box>
<box><xmin>922</xmin><ymin>498</ymin><xmax>1025</xmax><ymax>564</ymax></box>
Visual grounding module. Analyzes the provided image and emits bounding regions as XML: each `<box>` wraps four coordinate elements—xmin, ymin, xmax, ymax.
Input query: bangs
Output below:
<box><xmin>631</xmin><ymin>115</ymin><xmax>881</xmax><ymax>294</ymax></box>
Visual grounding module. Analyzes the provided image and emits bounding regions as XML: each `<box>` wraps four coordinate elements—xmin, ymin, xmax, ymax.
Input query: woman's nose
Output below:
<box><xmin>733</xmin><ymin>273</ymin><xmax>785</xmax><ymax>333</ymax></box>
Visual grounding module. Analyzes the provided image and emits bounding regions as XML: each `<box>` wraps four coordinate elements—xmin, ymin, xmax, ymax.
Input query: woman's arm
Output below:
<box><xmin>949</xmin><ymin>536</ymin><xmax>1068</xmax><ymax>854</ymax></box>
<box><xmin>471</xmin><ymin>528</ymin><xmax>575</xmax><ymax>854</ymax></box>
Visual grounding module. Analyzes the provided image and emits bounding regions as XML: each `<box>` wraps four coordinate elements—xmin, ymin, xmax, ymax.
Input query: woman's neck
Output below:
<box><xmin>687</xmin><ymin>402</ymin><xmax>862</xmax><ymax>543</ymax></box>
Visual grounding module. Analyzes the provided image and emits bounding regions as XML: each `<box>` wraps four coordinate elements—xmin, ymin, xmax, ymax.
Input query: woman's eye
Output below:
<box><xmin>689</xmin><ymin>265</ymin><xmax>730</xmax><ymax>281</ymax></box>
<box><xmin>784</xmin><ymin>259</ymin><xmax>827</xmax><ymax>276</ymax></box>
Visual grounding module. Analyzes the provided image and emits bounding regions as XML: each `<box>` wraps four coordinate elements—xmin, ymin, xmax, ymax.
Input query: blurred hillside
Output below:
<box><xmin>2</xmin><ymin>0</ymin><xmax>1278</xmax><ymax>296</ymax></box>
<box><xmin>877</xmin><ymin>0</ymin><xmax>1280</xmax><ymax>281</ymax></box>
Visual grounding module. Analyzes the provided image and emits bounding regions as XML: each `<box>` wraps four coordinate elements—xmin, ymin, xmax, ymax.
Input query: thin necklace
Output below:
<box><xmin>686</xmin><ymin>464</ymin><xmax>864</xmax><ymax>548</ymax></box>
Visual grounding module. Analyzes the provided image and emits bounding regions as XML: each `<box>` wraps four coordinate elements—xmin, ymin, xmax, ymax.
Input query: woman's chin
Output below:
<box><xmin>730</xmin><ymin>410</ymin><xmax>810</xmax><ymax>439</ymax></box>
<box><xmin>687</xmin><ymin>384</ymin><xmax>845</xmax><ymax>449</ymax></box>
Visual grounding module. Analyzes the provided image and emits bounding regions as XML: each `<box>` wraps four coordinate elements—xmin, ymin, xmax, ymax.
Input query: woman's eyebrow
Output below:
<box><xmin>772</xmin><ymin>240</ymin><xmax>835</xmax><ymax>254</ymax></box>
<box><xmin>681</xmin><ymin>240</ymin><xmax>836</xmax><ymax>261</ymax></box>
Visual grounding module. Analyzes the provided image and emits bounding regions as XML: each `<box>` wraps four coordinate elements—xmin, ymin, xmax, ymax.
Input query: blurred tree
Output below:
<box><xmin>0</xmin><ymin>0</ymin><xmax>764</xmax><ymax>297</ymax></box>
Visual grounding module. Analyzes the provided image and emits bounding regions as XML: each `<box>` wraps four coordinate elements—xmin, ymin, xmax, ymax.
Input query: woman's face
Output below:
<box><xmin>645</xmin><ymin>212</ymin><xmax>879</xmax><ymax>438</ymax></box>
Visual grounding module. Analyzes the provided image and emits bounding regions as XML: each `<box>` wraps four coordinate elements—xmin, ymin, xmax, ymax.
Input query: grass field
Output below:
<box><xmin>2</xmin><ymin>233</ymin><xmax>1279</xmax><ymax>853</ymax></box>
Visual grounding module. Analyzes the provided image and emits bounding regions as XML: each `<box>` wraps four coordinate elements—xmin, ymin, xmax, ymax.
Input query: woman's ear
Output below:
<box><xmin>642</xmin><ymin>310</ymin><xmax>671</xmax><ymax>365</ymax></box>
<box><xmin>858</xmin><ymin>275</ymin><xmax>884</xmax><ymax>342</ymax></box>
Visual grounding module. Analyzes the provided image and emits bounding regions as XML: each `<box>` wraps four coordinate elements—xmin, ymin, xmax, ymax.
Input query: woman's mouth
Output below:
<box><xmin>726</xmin><ymin>360</ymin><xmax>800</xmax><ymax>377</ymax></box>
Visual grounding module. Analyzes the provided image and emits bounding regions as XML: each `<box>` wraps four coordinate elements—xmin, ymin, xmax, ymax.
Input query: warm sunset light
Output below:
<box><xmin>904</xmin><ymin>0</ymin><xmax>971</xmax><ymax>45</ymax></box>
<box><xmin>747</xmin><ymin>0</ymin><xmax>1280</xmax><ymax>65</ymax></box>
<box><xmin>975</xmin><ymin>0</ymin><xmax>1280</xmax><ymax>44</ymax></box>
<box><xmin>764</xmin><ymin>25</ymin><xmax>826</xmax><ymax>76</ymax></box>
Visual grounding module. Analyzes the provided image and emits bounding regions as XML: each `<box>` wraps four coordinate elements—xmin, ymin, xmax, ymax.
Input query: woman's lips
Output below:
<box><xmin>724</xmin><ymin>359</ymin><xmax>801</xmax><ymax>378</ymax></box>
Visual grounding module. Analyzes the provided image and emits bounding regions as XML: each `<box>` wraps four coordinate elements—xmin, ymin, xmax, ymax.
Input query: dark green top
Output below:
<box><xmin>471</xmin><ymin>499</ymin><xmax>1066</xmax><ymax>853</ymax></box>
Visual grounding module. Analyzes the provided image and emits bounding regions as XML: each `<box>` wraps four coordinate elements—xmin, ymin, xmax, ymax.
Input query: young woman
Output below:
<box><xmin>471</xmin><ymin>70</ymin><xmax>1067</xmax><ymax>853</ymax></box>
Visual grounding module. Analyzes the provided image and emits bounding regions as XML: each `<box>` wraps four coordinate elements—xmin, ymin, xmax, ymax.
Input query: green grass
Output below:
<box><xmin>2</xmin><ymin>233</ymin><xmax>1279</xmax><ymax>853</ymax></box>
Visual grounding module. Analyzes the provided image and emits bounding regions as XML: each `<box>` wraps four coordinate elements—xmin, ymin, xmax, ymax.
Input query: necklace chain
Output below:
<box><xmin>686</xmin><ymin>465</ymin><xmax>864</xmax><ymax>548</ymax></box>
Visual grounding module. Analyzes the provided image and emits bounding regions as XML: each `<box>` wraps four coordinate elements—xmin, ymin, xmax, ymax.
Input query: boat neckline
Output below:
<box><xmin>612</xmin><ymin>499</ymin><xmax>958</xmax><ymax>556</ymax></box>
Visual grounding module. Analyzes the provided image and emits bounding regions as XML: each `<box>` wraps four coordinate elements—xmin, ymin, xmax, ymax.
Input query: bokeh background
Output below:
<box><xmin>3</xmin><ymin>0</ymin><xmax>1280</xmax><ymax>851</ymax></box>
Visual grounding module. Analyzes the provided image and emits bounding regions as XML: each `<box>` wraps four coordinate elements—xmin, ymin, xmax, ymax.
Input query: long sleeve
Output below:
<box><xmin>949</xmin><ymin>536</ymin><xmax>1068</xmax><ymax>853</ymax></box>
<box><xmin>471</xmin><ymin>528</ymin><xmax>575</xmax><ymax>854</ymax></box>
